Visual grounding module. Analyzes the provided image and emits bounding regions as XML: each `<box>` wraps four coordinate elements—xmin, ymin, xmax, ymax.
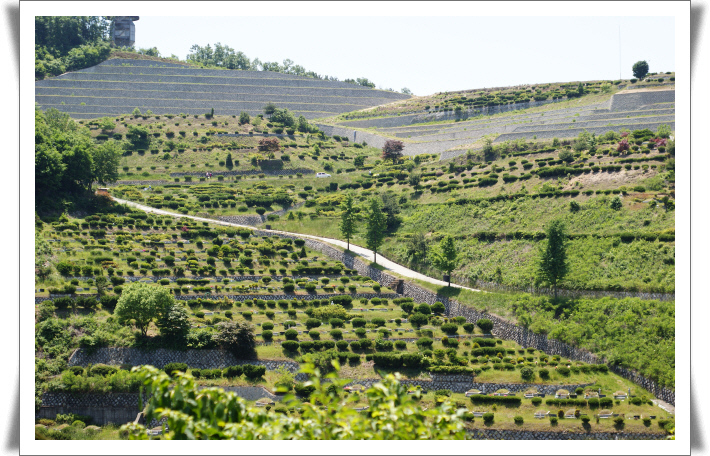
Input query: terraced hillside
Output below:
<box><xmin>316</xmin><ymin>87</ymin><xmax>675</xmax><ymax>159</ymax></box>
<box><xmin>35</xmin><ymin>58</ymin><xmax>410</xmax><ymax>120</ymax></box>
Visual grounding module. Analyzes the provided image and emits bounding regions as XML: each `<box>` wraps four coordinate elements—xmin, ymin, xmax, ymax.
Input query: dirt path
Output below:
<box><xmin>651</xmin><ymin>399</ymin><xmax>675</xmax><ymax>415</ymax></box>
<box><xmin>111</xmin><ymin>197</ymin><xmax>482</xmax><ymax>293</ymax></box>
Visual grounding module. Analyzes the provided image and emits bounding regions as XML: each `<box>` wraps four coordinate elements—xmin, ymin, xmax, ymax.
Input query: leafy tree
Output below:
<box><xmin>156</xmin><ymin>303</ymin><xmax>191</xmax><ymax>343</ymax></box>
<box><xmin>60</xmin><ymin>144</ymin><xmax>94</xmax><ymax>192</ymax></box>
<box><xmin>339</xmin><ymin>193</ymin><xmax>358</xmax><ymax>251</ymax></box>
<box><xmin>114</xmin><ymin>282</ymin><xmax>174</xmax><ymax>336</ymax></box>
<box><xmin>365</xmin><ymin>197</ymin><xmax>387</xmax><ymax>264</ymax></box>
<box><xmin>537</xmin><ymin>220</ymin><xmax>568</xmax><ymax>299</ymax></box>
<box><xmin>120</xmin><ymin>362</ymin><xmax>466</xmax><ymax>440</ymax></box>
<box><xmin>405</xmin><ymin>232</ymin><xmax>428</xmax><ymax>264</ymax></box>
<box><xmin>238</xmin><ymin>111</ymin><xmax>250</xmax><ymax>125</ymax></box>
<box><xmin>91</xmin><ymin>140</ymin><xmax>121</xmax><ymax>185</ymax></box>
<box><xmin>577</xmin><ymin>82</ymin><xmax>584</xmax><ymax>96</ymax></box>
<box><xmin>297</xmin><ymin>115</ymin><xmax>309</xmax><ymax>133</ymax></box>
<box><xmin>632</xmin><ymin>60</ymin><xmax>649</xmax><ymax>80</ymax></box>
<box><xmin>270</xmin><ymin>107</ymin><xmax>296</xmax><ymax>127</ymax></box>
<box><xmin>99</xmin><ymin>117</ymin><xmax>116</xmax><ymax>131</ymax></box>
<box><xmin>213</xmin><ymin>320</ymin><xmax>256</xmax><ymax>358</ymax></box>
<box><xmin>35</xmin><ymin>143</ymin><xmax>66</xmax><ymax>195</ymax></box>
<box><xmin>126</xmin><ymin>125</ymin><xmax>150</xmax><ymax>150</ymax></box>
<box><xmin>382</xmin><ymin>140</ymin><xmax>404</xmax><ymax>164</ymax></box>
<box><xmin>569</xmin><ymin>201</ymin><xmax>580</xmax><ymax>213</ymax></box>
<box><xmin>409</xmin><ymin>313</ymin><xmax>429</xmax><ymax>328</ymax></box>
<box><xmin>94</xmin><ymin>276</ymin><xmax>108</xmax><ymax>296</ymax></box>
<box><xmin>401</xmin><ymin>87</ymin><xmax>412</xmax><ymax>95</ymax></box>
<box><xmin>656</xmin><ymin>124</ymin><xmax>672</xmax><ymax>139</ymax></box>
<box><xmin>428</xmin><ymin>235</ymin><xmax>459</xmax><ymax>286</ymax></box>
<box><xmin>380</xmin><ymin>193</ymin><xmax>401</xmax><ymax>231</ymax></box>
<box><xmin>263</xmin><ymin>102</ymin><xmax>277</xmax><ymax>117</ymax></box>
<box><xmin>225</xmin><ymin>153</ymin><xmax>234</xmax><ymax>169</ymax></box>
<box><xmin>258</xmin><ymin>137</ymin><xmax>280</xmax><ymax>153</ymax></box>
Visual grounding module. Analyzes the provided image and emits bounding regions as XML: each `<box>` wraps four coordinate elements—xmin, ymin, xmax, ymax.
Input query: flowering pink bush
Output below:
<box><xmin>620</xmin><ymin>132</ymin><xmax>629</xmax><ymax>138</ymax></box>
<box><xmin>652</xmin><ymin>137</ymin><xmax>667</xmax><ymax>147</ymax></box>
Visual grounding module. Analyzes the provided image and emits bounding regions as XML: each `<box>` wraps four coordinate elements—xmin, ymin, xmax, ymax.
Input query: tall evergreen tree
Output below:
<box><xmin>428</xmin><ymin>235</ymin><xmax>459</xmax><ymax>287</ymax></box>
<box><xmin>339</xmin><ymin>193</ymin><xmax>358</xmax><ymax>251</ymax></box>
<box><xmin>537</xmin><ymin>219</ymin><xmax>569</xmax><ymax>299</ymax></box>
<box><xmin>365</xmin><ymin>197</ymin><xmax>387</xmax><ymax>264</ymax></box>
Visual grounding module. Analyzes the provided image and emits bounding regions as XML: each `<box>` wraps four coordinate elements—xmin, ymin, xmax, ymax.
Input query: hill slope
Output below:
<box><xmin>35</xmin><ymin>58</ymin><xmax>411</xmax><ymax>120</ymax></box>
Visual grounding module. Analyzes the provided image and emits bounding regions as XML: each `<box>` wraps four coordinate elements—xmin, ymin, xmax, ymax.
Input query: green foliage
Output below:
<box><xmin>632</xmin><ymin>60</ymin><xmax>650</xmax><ymax>80</ymax></box>
<box><xmin>339</xmin><ymin>193</ymin><xmax>358</xmax><ymax>250</ymax></box>
<box><xmin>428</xmin><ymin>236</ymin><xmax>459</xmax><ymax>286</ymax></box>
<box><xmin>114</xmin><ymin>282</ymin><xmax>174</xmax><ymax>336</ymax></box>
<box><xmin>365</xmin><ymin>197</ymin><xmax>387</xmax><ymax>263</ymax></box>
<box><xmin>537</xmin><ymin>219</ymin><xmax>568</xmax><ymax>298</ymax></box>
<box><xmin>213</xmin><ymin>320</ymin><xmax>256</xmax><ymax>358</ymax></box>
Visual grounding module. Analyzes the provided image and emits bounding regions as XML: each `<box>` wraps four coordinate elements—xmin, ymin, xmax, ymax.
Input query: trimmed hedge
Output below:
<box><xmin>470</xmin><ymin>395</ymin><xmax>522</xmax><ymax>405</ymax></box>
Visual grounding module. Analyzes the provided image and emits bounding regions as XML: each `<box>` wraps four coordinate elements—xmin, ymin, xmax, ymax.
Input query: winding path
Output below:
<box><xmin>111</xmin><ymin>197</ymin><xmax>482</xmax><ymax>293</ymax></box>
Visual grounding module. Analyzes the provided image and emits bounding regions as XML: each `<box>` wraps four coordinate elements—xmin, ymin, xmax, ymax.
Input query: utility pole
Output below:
<box><xmin>619</xmin><ymin>25</ymin><xmax>621</xmax><ymax>80</ymax></box>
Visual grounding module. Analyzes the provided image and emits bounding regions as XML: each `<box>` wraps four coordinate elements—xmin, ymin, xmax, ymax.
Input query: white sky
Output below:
<box><xmin>134</xmin><ymin>15</ymin><xmax>674</xmax><ymax>96</ymax></box>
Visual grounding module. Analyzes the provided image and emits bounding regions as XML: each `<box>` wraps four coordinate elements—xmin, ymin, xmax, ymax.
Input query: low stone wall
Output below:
<box><xmin>68</xmin><ymin>347</ymin><xmax>300</xmax><ymax>371</ymax></box>
<box><xmin>467</xmin><ymin>428</ymin><xmax>667</xmax><ymax>440</ymax></box>
<box><xmin>169</xmin><ymin>168</ymin><xmax>313</xmax><ymax>177</ymax></box>
<box><xmin>38</xmin><ymin>392</ymin><xmax>143</xmax><ymax>426</ymax></box>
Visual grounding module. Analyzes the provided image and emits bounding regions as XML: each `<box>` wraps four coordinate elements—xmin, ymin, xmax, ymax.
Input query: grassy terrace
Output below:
<box><xmin>319</xmin><ymin>74</ymin><xmax>675</xmax><ymax>122</ymax></box>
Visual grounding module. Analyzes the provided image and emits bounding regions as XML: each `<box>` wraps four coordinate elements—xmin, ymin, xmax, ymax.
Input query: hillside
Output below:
<box><xmin>35</xmin><ymin>58</ymin><xmax>411</xmax><ymax>120</ymax></box>
<box><xmin>34</xmin><ymin>67</ymin><xmax>676</xmax><ymax>440</ymax></box>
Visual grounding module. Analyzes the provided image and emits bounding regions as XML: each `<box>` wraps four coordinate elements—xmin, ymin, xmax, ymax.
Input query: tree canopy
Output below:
<box><xmin>428</xmin><ymin>235</ymin><xmax>459</xmax><ymax>286</ymax></box>
<box><xmin>339</xmin><ymin>193</ymin><xmax>358</xmax><ymax>251</ymax></box>
<box><xmin>114</xmin><ymin>282</ymin><xmax>175</xmax><ymax>336</ymax></box>
<box><xmin>120</xmin><ymin>362</ymin><xmax>466</xmax><ymax>440</ymax></box>
<box><xmin>382</xmin><ymin>140</ymin><xmax>405</xmax><ymax>163</ymax></box>
<box><xmin>365</xmin><ymin>197</ymin><xmax>387</xmax><ymax>264</ymax></box>
<box><xmin>537</xmin><ymin>219</ymin><xmax>569</xmax><ymax>299</ymax></box>
<box><xmin>632</xmin><ymin>60</ymin><xmax>649</xmax><ymax>80</ymax></box>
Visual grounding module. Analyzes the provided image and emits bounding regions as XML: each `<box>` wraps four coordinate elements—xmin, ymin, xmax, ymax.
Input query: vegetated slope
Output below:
<box><xmin>425</xmin><ymin>288</ymin><xmax>675</xmax><ymax>388</ymax></box>
<box><xmin>35</xmin><ymin>58</ymin><xmax>410</xmax><ymax>120</ymax></box>
<box><xmin>315</xmin><ymin>80</ymin><xmax>675</xmax><ymax>158</ymax></box>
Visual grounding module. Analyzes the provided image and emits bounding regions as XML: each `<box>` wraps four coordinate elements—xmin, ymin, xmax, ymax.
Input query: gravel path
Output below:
<box><xmin>111</xmin><ymin>197</ymin><xmax>482</xmax><ymax>294</ymax></box>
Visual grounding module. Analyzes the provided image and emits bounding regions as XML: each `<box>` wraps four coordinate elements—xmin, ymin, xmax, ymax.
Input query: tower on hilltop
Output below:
<box><xmin>112</xmin><ymin>16</ymin><xmax>139</xmax><ymax>48</ymax></box>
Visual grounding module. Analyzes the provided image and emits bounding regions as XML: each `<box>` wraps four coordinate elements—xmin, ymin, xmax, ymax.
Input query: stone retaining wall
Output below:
<box><xmin>467</xmin><ymin>428</ymin><xmax>666</xmax><ymax>440</ymax></box>
<box><xmin>170</xmin><ymin>168</ymin><xmax>313</xmax><ymax>177</ymax></box>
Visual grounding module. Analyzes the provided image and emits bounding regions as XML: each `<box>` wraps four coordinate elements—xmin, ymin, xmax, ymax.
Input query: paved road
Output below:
<box><xmin>112</xmin><ymin>197</ymin><xmax>482</xmax><ymax>293</ymax></box>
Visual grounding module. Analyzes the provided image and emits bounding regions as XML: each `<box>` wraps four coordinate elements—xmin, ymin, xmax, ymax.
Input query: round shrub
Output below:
<box><xmin>520</xmin><ymin>367</ymin><xmax>535</xmax><ymax>381</ymax></box>
<box><xmin>371</xmin><ymin>317</ymin><xmax>386</xmax><ymax>327</ymax></box>
<box><xmin>476</xmin><ymin>319</ymin><xmax>493</xmax><ymax>332</ymax></box>
<box><xmin>262</xmin><ymin>322</ymin><xmax>274</xmax><ymax>331</ymax></box>
<box><xmin>531</xmin><ymin>397</ymin><xmax>542</xmax><ymax>405</ymax></box>
<box><xmin>395</xmin><ymin>340</ymin><xmax>407</xmax><ymax>349</ymax></box>
<box><xmin>513</xmin><ymin>416</ymin><xmax>523</xmax><ymax>425</ymax></box>
<box><xmin>242</xmin><ymin>364</ymin><xmax>266</xmax><ymax>379</ymax></box>
<box><xmin>336</xmin><ymin>340</ymin><xmax>349</xmax><ymax>351</ymax></box>
<box><xmin>354</xmin><ymin>328</ymin><xmax>367</xmax><ymax>338</ymax></box>
<box><xmin>305</xmin><ymin>318</ymin><xmax>321</xmax><ymax>329</ymax></box>
<box><xmin>284</xmin><ymin>329</ymin><xmax>298</xmax><ymax>340</ymax></box>
<box><xmin>557</xmin><ymin>366</ymin><xmax>571</xmax><ymax>377</ymax></box>
<box><xmin>308</xmin><ymin>330</ymin><xmax>320</xmax><ymax>339</ymax></box>
<box><xmin>440</xmin><ymin>323</ymin><xmax>458</xmax><ymax>335</ymax></box>
<box><xmin>349</xmin><ymin>340</ymin><xmax>361</xmax><ymax>350</ymax></box>
<box><xmin>482</xmin><ymin>413</ymin><xmax>494</xmax><ymax>424</ymax></box>
<box><xmin>351</xmin><ymin>318</ymin><xmax>366</xmax><ymax>328</ymax></box>
<box><xmin>330</xmin><ymin>329</ymin><xmax>343</xmax><ymax>339</ymax></box>
<box><xmin>538</xmin><ymin>368</ymin><xmax>550</xmax><ymax>380</ymax></box>
<box><xmin>462</xmin><ymin>323</ymin><xmax>475</xmax><ymax>333</ymax></box>
<box><xmin>261</xmin><ymin>330</ymin><xmax>273</xmax><ymax>340</ymax></box>
<box><xmin>223</xmin><ymin>365</ymin><xmax>243</xmax><ymax>378</ymax></box>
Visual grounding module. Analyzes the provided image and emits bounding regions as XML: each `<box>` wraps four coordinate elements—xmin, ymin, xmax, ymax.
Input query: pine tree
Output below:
<box><xmin>339</xmin><ymin>193</ymin><xmax>357</xmax><ymax>251</ymax></box>
<box><xmin>365</xmin><ymin>197</ymin><xmax>387</xmax><ymax>264</ymax></box>
<box><xmin>225</xmin><ymin>153</ymin><xmax>233</xmax><ymax>169</ymax></box>
<box><xmin>537</xmin><ymin>219</ymin><xmax>568</xmax><ymax>299</ymax></box>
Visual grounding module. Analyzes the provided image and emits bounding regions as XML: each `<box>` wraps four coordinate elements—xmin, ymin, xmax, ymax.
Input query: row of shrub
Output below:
<box><xmin>163</xmin><ymin>362</ymin><xmax>266</xmax><ymax>379</ymax></box>
<box><xmin>469</xmin><ymin>395</ymin><xmax>522</xmax><ymax>405</ymax></box>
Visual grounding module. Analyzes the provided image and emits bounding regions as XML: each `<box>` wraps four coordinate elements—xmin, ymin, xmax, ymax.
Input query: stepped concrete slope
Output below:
<box><xmin>320</xmin><ymin>89</ymin><xmax>675</xmax><ymax>159</ymax></box>
<box><xmin>35</xmin><ymin>58</ymin><xmax>410</xmax><ymax>120</ymax></box>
